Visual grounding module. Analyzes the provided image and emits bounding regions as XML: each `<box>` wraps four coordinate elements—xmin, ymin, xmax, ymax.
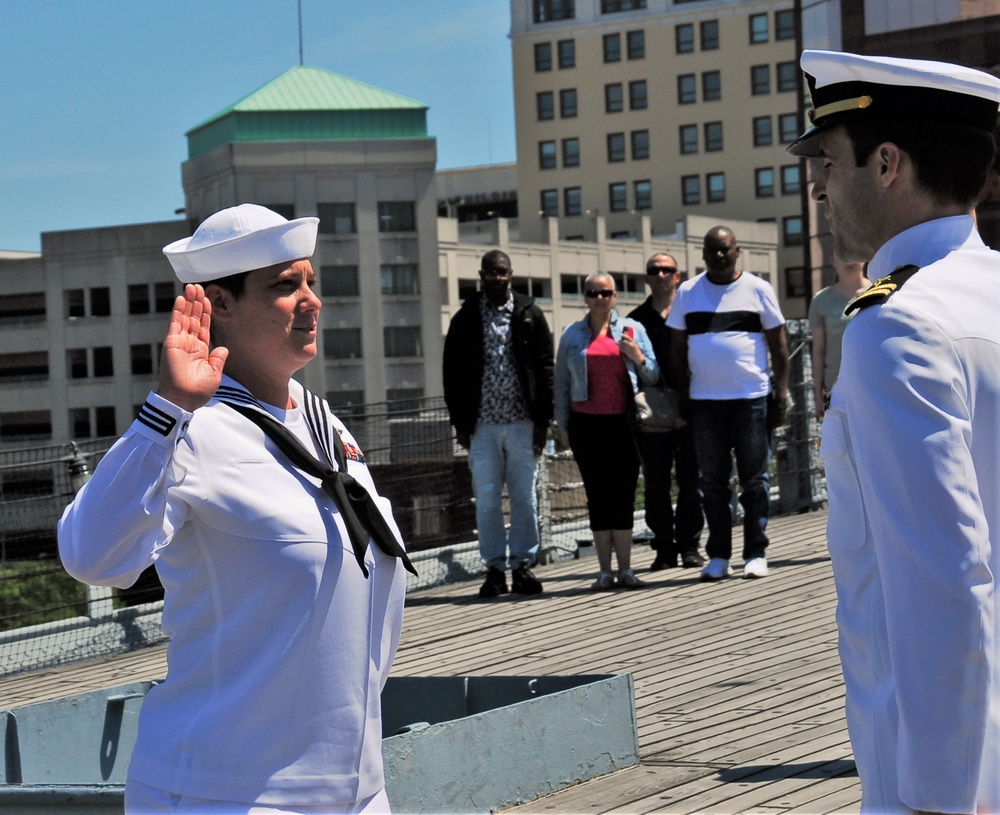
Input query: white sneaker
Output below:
<box><xmin>742</xmin><ymin>557</ymin><xmax>769</xmax><ymax>579</ymax></box>
<box><xmin>700</xmin><ymin>558</ymin><xmax>732</xmax><ymax>582</ymax></box>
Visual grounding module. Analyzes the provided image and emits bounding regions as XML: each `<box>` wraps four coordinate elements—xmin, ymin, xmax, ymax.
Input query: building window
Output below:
<box><xmin>537</xmin><ymin>91</ymin><xmax>555</xmax><ymax>121</ymax></box>
<box><xmin>601</xmin><ymin>0</ymin><xmax>646</xmax><ymax>10</ymax></box>
<box><xmin>676</xmin><ymin>23</ymin><xmax>694</xmax><ymax>54</ymax></box>
<box><xmin>541</xmin><ymin>189</ymin><xmax>559</xmax><ymax>217</ymax></box>
<box><xmin>627</xmin><ymin>30</ymin><xmax>645</xmax><ymax>59</ymax></box>
<box><xmin>266</xmin><ymin>204</ymin><xmax>295</xmax><ymax>219</ymax></box>
<box><xmin>377</xmin><ymin>201</ymin><xmax>416</xmax><ymax>232</ymax></box>
<box><xmin>384</xmin><ymin>326</ymin><xmax>422</xmax><ymax>358</ymax></box>
<box><xmin>750</xmin><ymin>13</ymin><xmax>768</xmax><ymax>43</ymax></box>
<box><xmin>751</xmin><ymin>65</ymin><xmax>770</xmax><ymax>95</ymax></box>
<box><xmin>320</xmin><ymin>265</ymin><xmax>360</xmax><ymax>297</ymax></box>
<box><xmin>560</xmin><ymin>88</ymin><xmax>578</xmax><ymax>117</ymax></box>
<box><xmin>605</xmin><ymin>83</ymin><xmax>624</xmax><ymax>113</ymax></box>
<box><xmin>539</xmin><ymin>140</ymin><xmax>558</xmax><ymax>169</ymax></box>
<box><xmin>535</xmin><ymin>42</ymin><xmax>552</xmax><ymax>71</ymax></box>
<box><xmin>95</xmin><ymin>406</ymin><xmax>116</xmax><ymax>437</ymax></box>
<box><xmin>128</xmin><ymin>284</ymin><xmax>150</xmax><ymax>315</ymax></box>
<box><xmin>562</xmin><ymin>137</ymin><xmax>580</xmax><ymax>167</ymax></box>
<box><xmin>682</xmin><ymin>175</ymin><xmax>701</xmax><ymax>205</ymax></box>
<box><xmin>785</xmin><ymin>266</ymin><xmax>807</xmax><ymax>298</ymax></box>
<box><xmin>631</xmin><ymin>129</ymin><xmax>650</xmax><ymax>160</ymax></box>
<box><xmin>67</xmin><ymin>348</ymin><xmax>88</xmax><ymax>379</ymax></box>
<box><xmin>704</xmin><ymin>121</ymin><xmax>723</xmax><ymax>152</ymax></box>
<box><xmin>558</xmin><ymin>39</ymin><xmax>575</xmax><ymax>68</ymax></box>
<box><xmin>753</xmin><ymin>116</ymin><xmax>773</xmax><ymax>146</ymax></box>
<box><xmin>93</xmin><ymin>346</ymin><xmax>113</xmax><ymax>378</ymax></box>
<box><xmin>779</xmin><ymin>113</ymin><xmax>799</xmax><ymax>144</ymax></box>
<box><xmin>678</xmin><ymin>74</ymin><xmax>696</xmax><ymax>104</ymax></box>
<box><xmin>777</xmin><ymin>62</ymin><xmax>797</xmax><ymax>94</ymax></box>
<box><xmin>380</xmin><ymin>264</ymin><xmax>420</xmax><ymax>295</ymax></box>
<box><xmin>607</xmin><ymin>132</ymin><xmax>626</xmax><ymax>162</ymax></box>
<box><xmin>679</xmin><ymin>124</ymin><xmax>698</xmax><ymax>154</ymax></box>
<box><xmin>603</xmin><ymin>33</ymin><xmax>621</xmax><ymax>63</ymax></box>
<box><xmin>386</xmin><ymin>389</ymin><xmax>424</xmax><ymax>413</ymax></box>
<box><xmin>564</xmin><ymin>186</ymin><xmax>582</xmax><ymax>216</ymax></box>
<box><xmin>634</xmin><ymin>180</ymin><xmax>652</xmax><ymax>210</ymax></box>
<box><xmin>534</xmin><ymin>0</ymin><xmax>575</xmax><ymax>23</ymax></box>
<box><xmin>70</xmin><ymin>407</ymin><xmax>90</xmax><ymax>439</ymax></box>
<box><xmin>0</xmin><ymin>351</ymin><xmax>48</xmax><ymax>382</ymax></box>
<box><xmin>609</xmin><ymin>182</ymin><xmax>628</xmax><ymax>212</ymax></box>
<box><xmin>775</xmin><ymin>9</ymin><xmax>796</xmax><ymax>40</ymax></box>
<box><xmin>90</xmin><ymin>287</ymin><xmax>111</xmax><ymax>317</ymax></box>
<box><xmin>0</xmin><ymin>410</ymin><xmax>51</xmax><ymax>441</ymax></box>
<box><xmin>701</xmin><ymin>20</ymin><xmax>719</xmax><ymax>50</ymax></box>
<box><xmin>318</xmin><ymin>203</ymin><xmax>356</xmax><ymax>235</ymax></box>
<box><xmin>324</xmin><ymin>328</ymin><xmax>363</xmax><ymax>360</ymax></box>
<box><xmin>65</xmin><ymin>289</ymin><xmax>85</xmax><ymax>319</ymax></box>
<box><xmin>707</xmin><ymin>172</ymin><xmax>726</xmax><ymax>203</ymax></box>
<box><xmin>781</xmin><ymin>164</ymin><xmax>802</xmax><ymax>195</ymax></box>
<box><xmin>154</xmin><ymin>282</ymin><xmax>174</xmax><ymax>313</ymax></box>
<box><xmin>327</xmin><ymin>391</ymin><xmax>365</xmax><ymax>416</ymax></box>
<box><xmin>131</xmin><ymin>344</ymin><xmax>154</xmax><ymax>375</ymax></box>
<box><xmin>0</xmin><ymin>292</ymin><xmax>46</xmax><ymax>323</ymax></box>
<box><xmin>702</xmin><ymin>71</ymin><xmax>721</xmax><ymax>101</ymax></box>
<box><xmin>783</xmin><ymin>216</ymin><xmax>804</xmax><ymax>246</ymax></box>
<box><xmin>629</xmin><ymin>80</ymin><xmax>648</xmax><ymax>110</ymax></box>
<box><xmin>755</xmin><ymin>168</ymin><xmax>775</xmax><ymax>197</ymax></box>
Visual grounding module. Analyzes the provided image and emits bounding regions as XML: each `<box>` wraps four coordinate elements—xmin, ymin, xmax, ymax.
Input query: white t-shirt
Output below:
<box><xmin>666</xmin><ymin>271</ymin><xmax>785</xmax><ymax>400</ymax></box>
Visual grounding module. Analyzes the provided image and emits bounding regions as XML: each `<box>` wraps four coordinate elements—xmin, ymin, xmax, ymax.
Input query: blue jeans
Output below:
<box><xmin>690</xmin><ymin>397</ymin><xmax>771</xmax><ymax>561</ymax></box>
<box><xmin>469</xmin><ymin>421</ymin><xmax>540</xmax><ymax>570</ymax></box>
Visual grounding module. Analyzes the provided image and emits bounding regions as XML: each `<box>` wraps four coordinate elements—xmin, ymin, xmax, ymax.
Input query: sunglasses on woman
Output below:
<box><xmin>585</xmin><ymin>289</ymin><xmax>615</xmax><ymax>299</ymax></box>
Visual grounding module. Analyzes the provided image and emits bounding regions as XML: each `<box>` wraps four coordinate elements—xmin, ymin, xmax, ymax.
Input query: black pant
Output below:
<box><xmin>635</xmin><ymin>427</ymin><xmax>704</xmax><ymax>557</ymax></box>
<box><xmin>568</xmin><ymin>411</ymin><xmax>640</xmax><ymax>531</ymax></box>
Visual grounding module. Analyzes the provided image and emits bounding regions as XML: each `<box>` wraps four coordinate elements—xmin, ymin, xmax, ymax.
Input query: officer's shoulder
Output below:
<box><xmin>844</xmin><ymin>265</ymin><xmax>920</xmax><ymax>315</ymax></box>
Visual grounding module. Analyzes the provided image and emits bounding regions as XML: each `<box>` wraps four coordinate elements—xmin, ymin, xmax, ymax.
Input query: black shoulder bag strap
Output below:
<box><xmin>223</xmin><ymin>398</ymin><xmax>416</xmax><ymax>579</ymax></box>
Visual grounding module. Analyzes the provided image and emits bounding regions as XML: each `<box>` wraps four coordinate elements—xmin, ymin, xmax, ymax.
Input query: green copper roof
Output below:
<box><xmin>186</xmin><ymin>65</ymin><xmax>429</xmax><ymax>159</ymax></box>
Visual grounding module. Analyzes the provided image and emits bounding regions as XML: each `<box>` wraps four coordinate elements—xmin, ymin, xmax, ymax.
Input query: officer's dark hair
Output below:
<box><xmin>843</xmin><ymin>114</ymin><xmax>996</xmax><ymax>208</ymax></box>
<box><xmin>481</xmin><ymin>249</ymin><xmax>511</xmax><ymax>271</ymax></box>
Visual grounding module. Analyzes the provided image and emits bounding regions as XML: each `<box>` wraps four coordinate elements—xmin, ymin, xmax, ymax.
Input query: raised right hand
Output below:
<box><xmin>156</xmin><ymin>284</ymin><xmax>229</xmax><ymax>412</ymax></box>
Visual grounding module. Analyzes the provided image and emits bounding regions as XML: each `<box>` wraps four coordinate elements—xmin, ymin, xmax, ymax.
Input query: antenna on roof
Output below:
<box><xmin>298</xmin><ymin>0</ymin><xmax>304</xmax><ymax>65</ymax></box>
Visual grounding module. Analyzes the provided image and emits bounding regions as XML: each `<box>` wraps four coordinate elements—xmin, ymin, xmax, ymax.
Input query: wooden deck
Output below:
<box><xmin>0</xmin><ymin>507</ymin><xmax>859</xmax><ymax>814</ymax></box>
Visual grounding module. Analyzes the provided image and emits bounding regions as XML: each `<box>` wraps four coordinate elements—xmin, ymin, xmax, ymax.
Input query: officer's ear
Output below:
<box><xmin>875</xmin><ymin>142</ymin><xmax>904</xmax><ymax>188</ymax></box>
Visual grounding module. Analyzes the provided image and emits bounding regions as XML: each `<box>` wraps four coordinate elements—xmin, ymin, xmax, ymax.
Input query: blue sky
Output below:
<box><xmin>1</xmin><ymin>1</ymin><xmax>516</xmax><ymax>252</ymax></box>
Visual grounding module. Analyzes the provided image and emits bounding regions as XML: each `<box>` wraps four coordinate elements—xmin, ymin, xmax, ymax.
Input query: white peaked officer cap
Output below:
<box><xmin>163</xmin><ymin>203</ymin><xmax>319</xmax><ymax>284</ymax></box>
<box><xmin>788</xmin><ymin>50</ymin><xmax>1000</xmax><ymax>157</ymax></box>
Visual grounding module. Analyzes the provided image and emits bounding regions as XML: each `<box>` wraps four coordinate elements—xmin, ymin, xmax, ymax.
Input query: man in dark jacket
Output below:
<box><xmin>443</xmin><ymin>250</ymin><xmax>554</xmax><ymax>598</ymax></box>
<box><xmin>627</xmin><ymin>253</ymin><xmax>704</xmax><ymax>570</ymax></box>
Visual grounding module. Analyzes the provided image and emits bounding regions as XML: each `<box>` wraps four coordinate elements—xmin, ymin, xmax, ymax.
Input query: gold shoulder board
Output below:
<box><xmin>844</xmin><ymin>264</ymin><xmax>920</xmax><ymax>316</ymax></box>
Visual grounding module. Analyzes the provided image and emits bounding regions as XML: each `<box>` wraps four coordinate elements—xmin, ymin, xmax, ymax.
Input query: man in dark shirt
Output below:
<box><xmin>627</xmin><ymin>253</ymin><xmax>704</xmax><ymax>570</ymax></box>
<box><xmin>443</xmin><ymin>250</ymin><xmax>554</xmax><ymax>598</ymax></box>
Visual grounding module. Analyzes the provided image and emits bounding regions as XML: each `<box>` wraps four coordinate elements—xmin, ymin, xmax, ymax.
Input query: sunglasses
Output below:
<box><xmin>585</xmin><ymin>289</ymin><xmax>615</xmax><ymax>299</ymax></box>
<box><xmin>647</xmin><ymin>267</ymin><xmax>677</xmax><ymax>276</ymax></box>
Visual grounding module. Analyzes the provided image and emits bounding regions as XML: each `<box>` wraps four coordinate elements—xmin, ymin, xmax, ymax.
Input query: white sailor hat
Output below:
<box><xmin>788</xmin><ymin>50</ymin><xmax>1000</xmax><ymax>157</ymax></box>
<box><xmin>163</xmin><ymin>203</ymin><xmax>319</xmax><ymax>284</ymax></box>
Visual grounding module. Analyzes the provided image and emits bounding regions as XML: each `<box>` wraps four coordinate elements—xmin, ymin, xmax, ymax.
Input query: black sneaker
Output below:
<box><xmin>478</xmin><ymin>567</ymin><xmax>509</xmax><ymax>599</ymax></box>
<box><xmin>650</xmin><ymin>554</ymin><xmax>678</xmax><ymax>571</ymax></box>
<box><xmin>680</xmin><ymin>551</ymin><xmax>706</xmax><ymax>568</ymax></box>
<box><xmin>511</xmin><ymin>564</ymin><xmax>543</xmax><ymax>595</ymax></box>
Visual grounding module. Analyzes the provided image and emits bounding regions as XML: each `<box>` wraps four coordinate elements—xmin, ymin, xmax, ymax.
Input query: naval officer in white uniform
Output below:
<box><xmin>789</xmin><ymin>52</ymin><xmax>1000</xmax><ymax>815</ymax></box>
<box><xmin>59</xmin><ymin>204</ymin><xmax>414</xmax><ymax>814</ymax></box>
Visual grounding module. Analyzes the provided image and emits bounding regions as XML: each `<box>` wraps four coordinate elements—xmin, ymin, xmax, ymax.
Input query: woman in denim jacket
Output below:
<box><xmin>555</xmin><ymin>272</ymin><xmax>660</xmax><ymax>590</ymax></box>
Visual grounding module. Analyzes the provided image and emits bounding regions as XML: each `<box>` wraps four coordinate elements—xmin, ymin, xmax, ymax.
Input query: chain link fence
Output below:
<box><xmin>0</xmin><ymin>321</ymin><xmax>822</xmax><ymax>676</ymax></box>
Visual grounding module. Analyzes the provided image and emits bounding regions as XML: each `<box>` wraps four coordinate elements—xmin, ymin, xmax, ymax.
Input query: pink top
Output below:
<box><xmin>573</xmin><ymin>333</ymin><xmax>629</xmax><ymax>415</ymax></box>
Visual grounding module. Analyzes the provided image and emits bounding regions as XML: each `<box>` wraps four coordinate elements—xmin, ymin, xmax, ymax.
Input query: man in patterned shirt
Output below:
<box><xmin>443</xmin><ymin>250</ymin><xmax>555</xmax><ymax>598</ymax></box>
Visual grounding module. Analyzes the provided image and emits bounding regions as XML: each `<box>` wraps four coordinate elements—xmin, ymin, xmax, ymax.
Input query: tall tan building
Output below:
<box><xmin>510</xmin><ymin>0</ymin><xmax>809</xmax><ymax>315</ymax></box>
